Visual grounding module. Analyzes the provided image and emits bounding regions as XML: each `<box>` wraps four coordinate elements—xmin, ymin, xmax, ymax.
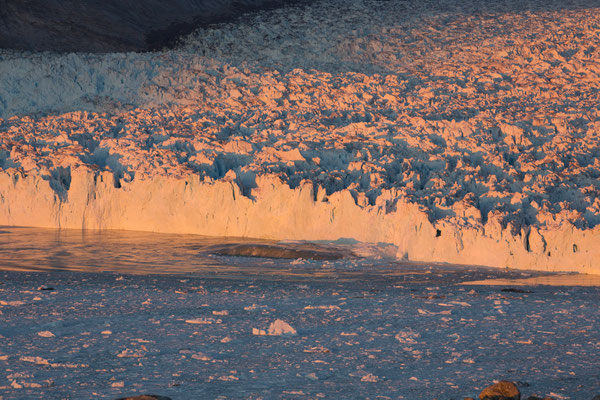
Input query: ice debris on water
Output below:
<box><xmin>253</xmin><ymin>319</ymin><xmax>297</xmax><ymax>336</ymax></box>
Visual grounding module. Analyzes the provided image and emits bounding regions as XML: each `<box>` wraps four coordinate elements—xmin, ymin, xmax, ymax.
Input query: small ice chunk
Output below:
<box><xmin>267</xmin><ymin>319</ymin><xmax>297</xmax><ymax>336</ymax></box>
<box><xmin>303</xmin><ymin>305</ymin><xmax>340</xmax><ymax>311</ymax></box>
<box><xmin>361</xmin><ymin>373</ymin><xmax>379</xmax><ymax>382</ymax></box>
<box><xmin>252</xmin><ymin>328</ymin><xmax>267</xmax><ymax>336</ymax></box>
<box><xmin>304</xmin><ymin>346</ymin><xmax>330</xmax><ymax>353</ymax></box>
<box><xmin>395</xmin><ymin>330</ymin><xmax>420</xmax><ymax>344</ymax></box>
<box><xmin>37</xmin><ymin>331</ymin><xmax>55</xmax><ymax>338</ymax></box>
<box><xmin>306</xmin><ymin>372</ymin><xmax>319</xmax><ymax>380</ymax></box>
<box><xmin>0</xmin><ymin>300</ymin><xmax>25</xmax><ymax>306</ymax></box>
<box><xmin>20</xmin><ymin>356</ymin><xmax>50</xmax><ymax>365</ymax></box>
<box><xmin>253</xmin><ymin>320</ymin><xmax>297</xmax><ymax>336</ymax></box>
<box><xmin>185</xmin><ymin>318</ymin><xmax>214</xmax><ymax>325</ymax></box>
<box><xmin>191</xmin><ymin>352</ymin><xmax>211</xmax><ymax>361</ymax></box>
<box><xmin>117</xmin><ymin>349</ymin><xmax>146</xmax><ymax>358</ymax></box>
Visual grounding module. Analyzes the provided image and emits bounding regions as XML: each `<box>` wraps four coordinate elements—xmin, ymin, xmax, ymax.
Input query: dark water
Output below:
<box><xmin>1</xmin><ymin>226</ymin><xmax>593</xmax><ymax>286</ymax></box>
<box><xmin>0</xmin><ymin>226</ymin><xmax>359</xmax><ymax>277</ymax></box>
<box><xmin>0</xmin><ymin>0</ymin><xmax>308</xmax><ymax>52</ymax></box>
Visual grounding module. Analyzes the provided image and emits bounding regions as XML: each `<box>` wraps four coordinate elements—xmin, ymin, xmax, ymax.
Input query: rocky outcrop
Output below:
<box><xmin>479</xmin><ymin>381</ymin><xmax>521</xmax><ymax>400</ymax></box>
<box><xmin>114</xmin><ymin>396</ymin><xmax>171</xmax><ymax>400</ymax></box>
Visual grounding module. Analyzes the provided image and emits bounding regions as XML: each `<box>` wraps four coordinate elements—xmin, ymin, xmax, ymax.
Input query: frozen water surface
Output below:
<box><xmin>0</xmin><ymin>227</ymin><xmax>599</xmax><ymax>399</ymax></box>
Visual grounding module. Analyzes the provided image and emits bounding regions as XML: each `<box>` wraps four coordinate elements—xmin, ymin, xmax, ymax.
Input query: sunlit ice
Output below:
<box><xmin>1</xmin><ymin>0</ymin><xmax>600</xmax><ymax>398</ymax></box>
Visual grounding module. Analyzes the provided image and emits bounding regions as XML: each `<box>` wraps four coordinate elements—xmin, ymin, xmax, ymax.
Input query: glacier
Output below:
<box><xmin>1</xmin><ymin>0</ymin><xmax>600</xmax><ymax>273</ymax></box>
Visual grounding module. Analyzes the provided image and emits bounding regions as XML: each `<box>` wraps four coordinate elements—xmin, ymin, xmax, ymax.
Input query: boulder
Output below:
<box><xmin>479</xmin><ymin>381</ymin><xmax>520</xmax><ymax>400</ymax></box>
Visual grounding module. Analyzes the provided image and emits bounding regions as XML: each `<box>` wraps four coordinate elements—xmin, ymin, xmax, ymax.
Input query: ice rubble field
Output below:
<box><xmin>1</xmin><ymin>266</ymin><xmax>600</xmax><ymax>399</ymax></box>
<box><xmin>2</xmin><ymin>0</ymin><xmax>600</xmax><ymax>270</ymax></box>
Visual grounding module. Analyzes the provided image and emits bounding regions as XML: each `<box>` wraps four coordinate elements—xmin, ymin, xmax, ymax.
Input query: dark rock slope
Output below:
<box><xmin>0</xmin><ymin>0</ymin><xmax>300</xmax><ymax>52</ymax></box>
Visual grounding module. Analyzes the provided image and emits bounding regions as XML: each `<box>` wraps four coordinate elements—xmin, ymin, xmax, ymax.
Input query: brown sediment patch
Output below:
<box><xmin>206</xmin><ymin>242</ymin><xmax>350</xmax><ymax>260</ymax></box>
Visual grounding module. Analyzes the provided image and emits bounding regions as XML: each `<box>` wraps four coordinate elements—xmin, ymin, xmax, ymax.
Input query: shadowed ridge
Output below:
<box><xmin>0</xmin><ymin>0</ymin><xmax>306</xmax><ymax>53</ymax></box>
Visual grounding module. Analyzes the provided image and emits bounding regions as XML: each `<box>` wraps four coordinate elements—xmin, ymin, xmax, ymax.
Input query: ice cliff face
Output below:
<box><xmin>1</xmin><ymin>168</ymin><xmax>598</xmax><ymax>273</ymax></box>
<box><xmin>1</xmin><ymin>0</ymin><xmax>600</xmax><ymax>273</ymax></box>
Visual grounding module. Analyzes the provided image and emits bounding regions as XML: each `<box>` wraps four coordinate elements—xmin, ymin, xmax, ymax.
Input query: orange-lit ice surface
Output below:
<box><xmin>2</xmin><ymin>0</ymin><xmax>600</xmax><ymax>274</ymax></box>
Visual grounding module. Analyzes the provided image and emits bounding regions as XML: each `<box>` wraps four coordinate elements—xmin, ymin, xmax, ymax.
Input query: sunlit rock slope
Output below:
<box><xmin>1</xmin><ymin>0</ymin><xmax>600</xmax><ymax>272</ymax></box>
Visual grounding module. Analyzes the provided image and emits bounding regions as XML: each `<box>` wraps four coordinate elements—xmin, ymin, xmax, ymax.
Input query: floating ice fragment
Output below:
<box><xmin>185</xmin><ymin>318</ymin><xmax>214</xmax><ymax>324</ymax></box>
<box><xmin>304</xmin><ymin>346</ymin><xmax>330</xmax><ymax>353</ymax></box>
<box><xmin>0</xmin><ymin>300</ymin><xmax>25</xmax><ymax>306</ymax></box>
<box><xmin>20</xmin><ymin>356</ymin><xmax>50</xmax><ymax>365</ymax></box>
<box><xmin>191</xmin><ymin>352</ymin><xmax>211</xmax><ymax>361</ymax></box>
<box><xmin>548</xmin><ymin>393</ymin><xmax>568</xmax><ymax>400</ymax></box>
<box><xmin>303</xmin><ymin>305</ymin><xmax>340</xmax><ymax>310</ymax></box>
<box><xmin>254</xmin><ymin>319</ymin><xmax>297</xmax><ymax>336</ymax></box>
<box><xmin>267</xmin><ymin>319</ymin><xmax>297</xmax><ymax>336</ymax></box>
<box><xmin>306</xmin><ymin>372</ymin><xmax>319</xmax><ymax>381</ymax></box>
<box><xmin>37</xmin><ymin>331</ymin><xmax>55</xmax><ymax>338</ymax></box>
<box><xmin>218</xmin><ymin>375</ymin><xmax>239</xmax><ymax>381</ymax></box>
<box><xmin>117</xmin><ymin>349</ymin><xmax>146</xmax><ymax>358</ymax></box>
<box><xmin>395</xmin><ymin>330</ymin><xmax>420</xmax><ymax>344</ymax></box>
<box><xmin>252</xmin><ymin>328</ymin><xmax>267</xmax><ymax>336</ymax></box>
<box><xmin>449</xmin><ymin>301</ymin><xmax>472</xmax><ymax>307</ymax></box>
<box><xmin>360</xmin><ymin>373</ymin><xmax>379</xmax><ymax>382</ymax></box>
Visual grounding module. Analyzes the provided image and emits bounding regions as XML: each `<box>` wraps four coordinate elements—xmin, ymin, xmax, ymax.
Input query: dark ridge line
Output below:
<box><xmin>146</xmin><ymin>0</ymin><xmax>314</xmax><ymax>52</ymax></box>
<box><xmin>0</xmin><ymin>0</ymin><xmax>313</xmax><ymax>54</ymax></box>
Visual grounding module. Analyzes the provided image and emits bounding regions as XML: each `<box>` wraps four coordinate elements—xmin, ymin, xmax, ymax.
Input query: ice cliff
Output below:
<box><xmin>1</xmin><ymin>0</ymin><xmax>600</xmax><ymax>273</ymax></box>
<box><xmin>1</xmin><ymin>168</ymin><xmax>598</xmax><ymax>273</ymax></box>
